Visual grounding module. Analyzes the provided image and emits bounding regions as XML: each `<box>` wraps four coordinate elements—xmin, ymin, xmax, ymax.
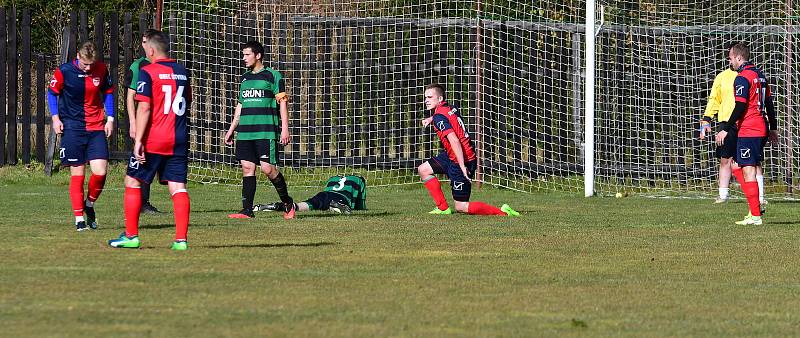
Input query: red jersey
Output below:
<box><xmin>48</xmin><ymin>60</ymin><xmax>113</xmax><ymax>131</ymax></box>
<box><xmin>430</xmin><ymin>102</ymin><xmax>477</xmax><ymax>163</ymax></box>
<box><xmin>733</xmin><ymin>63</ymin><xmax>771</xmax><ymax>137</ymax></box>
<box><xmin>135</xmin><ymin>58</ymin><xmax>191</xmax><ymax>156</ymax></box>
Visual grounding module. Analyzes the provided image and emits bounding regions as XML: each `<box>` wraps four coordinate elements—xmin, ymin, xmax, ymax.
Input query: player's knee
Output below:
<box><xmin>417</xmin><ymin>163</ymin><xmax>432</xmax><ymax>177</ymax></box>
<box><xmin>124</xmin><ymin>175</ymin><xmax>141</xmax><ymax>188</ymax></box>
<box><xmin>261</xmin><ymin>163</ymin><xmax>277</xmax><ymax>177</ymax></box>
<box><xmin>455</xmin><ymin>201</ymin><xmax>469</xmax><ymax>213</ymax></box>
<box><xmin>241</xmin><ymin>163</ymin><xmax>256</xmax><ymax>175</ymax></box>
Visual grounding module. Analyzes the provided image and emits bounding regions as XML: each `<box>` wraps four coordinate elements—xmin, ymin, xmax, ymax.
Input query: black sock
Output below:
<box><xmin>270</xmin><ymin>172</ymin><xmax>293</xmax><ymax>205</ymax></box>
<box><xmin>242</xmin><ymin>176</ymin><xmax>257</xmax><ymax>210</ymax></box>
<box><xmin>141</xmin><ymin>182</ymin><xmax>151</xmax><ymax>204</ymax></box>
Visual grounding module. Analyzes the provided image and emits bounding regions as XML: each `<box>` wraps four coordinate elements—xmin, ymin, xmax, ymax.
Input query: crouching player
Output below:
<box><xmin>418</xmin><ymin>83</ymin><xmax>519</xmax><ymax>216</ymax></box>
<box><xmin>255</xmin><ymin>175</ymin><xmax>367</xmax><ymax>215</ymax></box>
<box><xmin>108</xmin><ymin>30</ymin><xmax>192</xmax><ymax>250</ymax></box>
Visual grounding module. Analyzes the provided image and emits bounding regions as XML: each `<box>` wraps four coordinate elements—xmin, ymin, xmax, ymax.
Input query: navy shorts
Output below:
<box><xmin>236</xmin><ymin>139</ymin><xmax>280</xmax><ymax>165</ymax></box>
<box><xmin>715</xmin><ymin>128</ymin><xmax>737</xmax><ymax>159</ymax></box>
<box><xmin>428</xmin><ymin>152</ymin><xmax>477</xmax><ymax>202</ymax></box>
<box><xmin>735</xmin><ymin>136</ymin><xmax>766</xmax><ymax>167</ymax></box>
<box><xmin>127</xmin><ymin>153</ymin><xmax>188</xmax><ymax>184</ymax></box>
<box><xmin>59</xmin><ymin>130</ymin><xmax>108</xmax><ymax>166</ymax></box>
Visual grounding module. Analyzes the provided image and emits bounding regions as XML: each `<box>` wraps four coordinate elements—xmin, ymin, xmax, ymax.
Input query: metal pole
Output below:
<box><xmin>584</xmin><ymin>0</ymin><xmax>596</xmax><ymax>197</ymax></box>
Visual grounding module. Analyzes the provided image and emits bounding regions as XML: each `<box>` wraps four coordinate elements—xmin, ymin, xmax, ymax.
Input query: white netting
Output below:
<box><xmin>162</xmin><ymin>0</ymin><xmax>800</xmax><ymax>196</ymax></box>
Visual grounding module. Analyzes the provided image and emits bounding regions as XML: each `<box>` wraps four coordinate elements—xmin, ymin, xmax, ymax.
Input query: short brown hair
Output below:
<box><xmin>77</xmin><ymin>41</ymin><xmax>97</xmax><ymax>62</ymax></box>
<box><xmin>730</xmin><ymin>42</ymin><xmax>750</xmax><ymax>61</ymax></box>
<box><xmin>425</xmin><ymin>83</ymin><xmax>445</xmax><ymax>98</ymax></box>
<box><xmin>144</xmin><ymin>29</ymin><xmax>170</xmax><ymax>53</ymax></box>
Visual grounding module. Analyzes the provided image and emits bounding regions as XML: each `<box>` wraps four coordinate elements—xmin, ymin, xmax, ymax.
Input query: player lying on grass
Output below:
<box><xmin>417</xmin><ymin>83</ymin><xmax>519</xmax><ymax>216</ymax></box>
<box><xmin>255</xmin><ymin>175</ymin><xmax>366</xmax><ymax>215</ymax></box>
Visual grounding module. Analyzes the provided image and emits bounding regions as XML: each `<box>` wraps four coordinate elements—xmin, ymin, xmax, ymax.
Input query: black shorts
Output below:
<box><xmin>305</xmin><ymin>191</ymin><xmax>350</xmax><ymax>211</ymax></box>
<box><xmin>236</xmin><ymin>139</ymin><xmax>280</xmax><ymax>165</ymax></box>
<box><xmin>715</xmin><ymin>128</ymin><xmax>737</xmax><ymax>159</ymax></box>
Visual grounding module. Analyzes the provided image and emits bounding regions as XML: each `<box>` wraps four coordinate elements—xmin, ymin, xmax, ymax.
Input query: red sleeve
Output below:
<box><xmin>48</xmin><ymin>68</ymin><xmax>64</xmax><ymax>95</ymax></box>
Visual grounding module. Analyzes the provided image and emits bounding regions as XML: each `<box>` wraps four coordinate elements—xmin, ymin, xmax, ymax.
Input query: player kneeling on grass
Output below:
<box><xmin>255</xmin><ymin>175</ymin><xmax>367</xmax><ymax>215</ymax></box>
<box><xmin>108</xmin><ymin>30</ymin><xmax>192</xmax><ymax>250</ymax></box>
<box><xmin>418</xmin><ymin>83</ymin><xmax>519</xmax><ymax>216</ymax></box>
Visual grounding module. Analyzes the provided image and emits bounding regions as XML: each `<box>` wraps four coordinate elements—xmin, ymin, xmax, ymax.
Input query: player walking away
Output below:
<box><xmin>714</xmin><ymin>43</ymin><xmax>778</xmax><ymax>225</ymax></box>
<box><xmin>224</xmin><ymin>41</ymin><xmax>295</xmax><ymax>220</ymax></box>
<box><xmin>109</xmin><ymin>30</ymin><xmax>192</xmax><ymax>250</ymax></box>
<box><xmin>700</xmin><ymin>43</ymin><xmax>767</xmax><ymax>205</ymax></box>
<box><xmin>123</xmin><ymin>29</ymin><xmax>161</xmax><ymax>214</ymax></box>
<box><xmin>417</xmin><ymin>83</ymin><xmax>520</xmax><ymax>216</ymax></box>
<box><xmin>255</xmin><ymin>175</ymin><xmax>367</xmax><ymax>215</ymax></box>
<box><xmin>48</xmin><ymin>41</ymin><xmax>115</xmax><ymax>231</ymax></box>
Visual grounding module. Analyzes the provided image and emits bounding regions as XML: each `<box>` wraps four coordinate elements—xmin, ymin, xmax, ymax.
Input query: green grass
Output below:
<box><xmin>2</xmin><ymin>164</ymin><xmax>800</xmax><ymax>337</ymax></box>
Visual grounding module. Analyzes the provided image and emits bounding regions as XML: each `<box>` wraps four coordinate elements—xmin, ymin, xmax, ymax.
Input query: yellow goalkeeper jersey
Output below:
<box><xmin>703</xmin><ymin>68</ymin><xmax>738</xmax><ymax>123</ymax></box>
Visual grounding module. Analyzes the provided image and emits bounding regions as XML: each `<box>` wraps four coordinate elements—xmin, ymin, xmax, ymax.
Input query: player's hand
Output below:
<box><xmin>421</xmin><ymin>117</ymin><xmax>433</xmax><ymax>128</ymax></box>
<box><xmin>768</xmin><ymin>130</ymin><xmax>779</xmax><ymax>144</ymax></box>
<box><xmin>280</xmin><ymin>129</ymin><xmax>290</xmax><ymax>145</ymax></box>
<box><xmin>699</xmin><ymin>121</ymin><xmax>711</xmax><ymax>140</ymax></box>
<box><xmin>460</xmin><ymin>166</ymin><xmax>470</xmax><ymax>182</ymax></box>
<box><xmin>224</xmin><ymin>130</ymin><xmax>234</xmax><ymax>145</ymax></box>
<box><xmin>715</xmin><ymin>130</ymin><xmax>727</xmax><ymax>146</ymax></box>
<box><xmin>51</xmin><ymin>116</ymin><xmax>64</xmax><ymax>134</ymax></box>
<box><xmin>128</xmin><ymin>122</ymin><xmax>136</xmax><ymax>139</ymax></box>
<box><xmin>104</xmin><ymin>120</ymin><xmax>114</xmax><ymax>138</ymax></box>
<box><xmin>133</xmin><ymin>141</ymin><xmax>146</xmax><ymax>163</ymax></box>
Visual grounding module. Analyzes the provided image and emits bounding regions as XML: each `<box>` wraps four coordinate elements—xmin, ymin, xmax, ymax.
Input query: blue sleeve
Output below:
<box><xmin>733</xmin><ymin>76</ymin><xmax>750</xmax><ymax>102</ymax></box>
<box><xmin>432</xmin><ymin>114</ymin><xmax>453</xmax><ymax>133</ymax></box>
<box><xmin>47</xmin><ymin>91</ymin><xmax>59</xmax><ymax>116</ymax></box>
<box><xmin>104</xmin><ymin>94</ymin><xmax>115</xmax><ymax>118</ymax></box>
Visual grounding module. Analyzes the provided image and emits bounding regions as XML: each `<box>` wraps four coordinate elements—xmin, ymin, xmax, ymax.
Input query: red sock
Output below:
<box><xmin>124</xmin><ymin>187</ymin><xmax>142</xmax><ymax>237</ymax></box>
<box><xmin>69</xmin><ymin>175</ymin><xmax>85</xmax><ymax>216</ymax></box>
<box><xmin>742</xmin><ymin>181</ymin><xmax>761</xmax><ymax>216</ymax></box>
<box><xmin>87</xmin><ymin>174</ymin><xmax>106</xmax><ymax>202</ymax></box>
<box><xmin>732</xmin><ymin>167</ymin><xmax>744</xmax><ymax>185</ymax></box>
<box><xmin>423</xmin><ymin>176</ymin><xmax>449</xmax><ymax>210</ymax></box>
<box><xmin>172</xmin><ymin>190</ymin><xmax>190</xmax><ymax>241</ymax></box>
<box><xmin>467</xmin><ymin>201</ymin><xmax>507</xmax><ymax>215</ymax></box>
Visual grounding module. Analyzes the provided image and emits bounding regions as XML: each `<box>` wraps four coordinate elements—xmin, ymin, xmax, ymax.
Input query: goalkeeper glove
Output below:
<box><xmin>699</xmin><ymin>120</ymin><xmax>711</xmax><ymax>139</ymax></box>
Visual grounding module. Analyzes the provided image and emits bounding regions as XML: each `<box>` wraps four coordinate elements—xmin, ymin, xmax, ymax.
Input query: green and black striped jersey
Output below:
<box><xmin>324</xmin><ymin>175</ymin><xmax>367</xmax><ymax>210</ymax></box>
<box><xmin>236</xmin><ymin>67</ymin><xmax>287</xmax><ymax>140</ymax></box>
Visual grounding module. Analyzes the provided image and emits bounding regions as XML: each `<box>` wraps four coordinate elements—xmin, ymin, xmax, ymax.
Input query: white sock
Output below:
<box><xmin>75</xmin><ymin>215</ymin><xmax>85</xmax><ymax>224</ymax></box>
<box><xmin>756</xmin><ymin>174</ymin><xmax>765</xmax><ymax>202</ymax></box>
<box><xmin>719</xmin><ymin>187</ymin><xmax>729</xmax><ymax>200</ymax></box>
<box><xmin>85</xmin><ymin>200</ymin><xmax>94</xmax><ymax>207</ymax></box>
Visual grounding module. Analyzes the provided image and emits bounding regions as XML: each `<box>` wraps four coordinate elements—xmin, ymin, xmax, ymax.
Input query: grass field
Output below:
<box><xmin>2</xmin><ymin>164</ymin><xmax>800</xmax><ymax>337</ymax></box>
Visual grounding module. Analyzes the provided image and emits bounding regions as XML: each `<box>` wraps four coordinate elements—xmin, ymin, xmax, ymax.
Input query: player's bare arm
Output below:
<box><xmin>224</xmin><ymin>103</ymin><xmax>242</xmax><ymax>145</ymax></box>
<box><xmin>126</xmin><ymin>88</ymin><xmax>137</xmax><ymax>139</ymax></box>
<box><xmin>279</xmin><ymin>99</ymin><xmax>290</xmax><ymax>145</ymax></box>
<box><xmin>134</xmin><ymin>100</ymin><xmax>151</xmax><ymax>162</ymax></box>
<box><xmin>421</xmin><ymin>116</ymin><xmax>433</xmax><ymax>127</ymax></box>
<box><xmin>446</xmin><ymin>132</ymin><xmax>470</xmax><ymax>180</ymax></box>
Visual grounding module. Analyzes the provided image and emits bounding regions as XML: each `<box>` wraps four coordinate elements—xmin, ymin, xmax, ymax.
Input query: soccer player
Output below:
<box><xmin>223</xmin><ymin>41</ymin><xmax>295</xmax><ymax>220</ymax></box>
<box><xmin>700</xmin><ymin>43</ymin><xmax>767</xmax><ymax>205</ymax></box>
<box><xmin>714</xmin><ymin>43</ymin><xmax>778</xmax><ymax>225</ymax></box>
<box><xmin>418</xmin><ymin>83</ymin><xmax>519</xmax><ymax>216</ymax></box>
<box><xmin>48</xmin><ymin>41</ymin><xmax>114</xmax><ymax>231</ymax></box>
<box><xmin>123</xmin><ymin>29</ymin><xmax>161</xmax><ymax>214</ymax></box>
<box><xmin>108</xmin><ymin>30</ymin><xmax>192</xmax><ymax>250</ymax></box>
<box><xmin>255</xmin><ymin>175</ymin><xmax>367</xmax><ymax>215</ymax></box>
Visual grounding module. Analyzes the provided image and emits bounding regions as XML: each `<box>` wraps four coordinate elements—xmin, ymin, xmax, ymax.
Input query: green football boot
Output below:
<box><xmin>171</xmin><ymin>241</ymin><xmax>188</xmax><ymax>251</ymax></box>
<box><xmin>429</xmin><ymin>207</ymin><xmax>452</xmax><ymax>215</ymax></box>
<box><xmin>108</xmin><ymin>232</ymin><xmax>141</xmax><ymax>249</ymax></box>
<box><xmin>501</xmin><ymin>204</ymin><xmax>520</xmax><ymax>216</ymax></box>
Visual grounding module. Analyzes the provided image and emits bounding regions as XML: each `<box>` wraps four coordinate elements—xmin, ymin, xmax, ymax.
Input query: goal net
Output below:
<box><xmin>161</xmin><ymin>0</ymin><xmax>799</xmax><ymax>197</ymax></box>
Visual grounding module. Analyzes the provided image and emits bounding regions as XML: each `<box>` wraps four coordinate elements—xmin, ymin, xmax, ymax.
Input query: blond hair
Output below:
<box><xmin>77</xmin><ymin>41</ymin><xmax>97</xmax><ymax>62</ymax></box>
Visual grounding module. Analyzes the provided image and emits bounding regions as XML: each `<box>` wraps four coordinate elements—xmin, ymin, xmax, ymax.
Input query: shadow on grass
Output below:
<box><xmin>204</xmin><ymin>241</ymin><xmax>337</xmax><ymax>249</ymax></box>
<box><xmin>765</xmin><ymin>220</ymin><xmax>800</xmax><ymax>225</ymax></box>
<box><xmin>140</xmin><ymin>223</ymin><xmax>223</xmax><ymax>229</ymax></box>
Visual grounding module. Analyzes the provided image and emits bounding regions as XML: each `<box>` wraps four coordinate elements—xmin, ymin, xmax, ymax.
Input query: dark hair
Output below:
<box><xmin>243</xmin><ymin>41</ymin><xmax>264</xmax><ymax>61</ymax></box>
<box><xmin>729</xmin><ymin>42</ymin><xmax>750</xmax><ymax>61</ymax></box>
<box><xmin>425</xmin><ymin>83</ymin><xmax>445</xmax><ymax>98</ymax></box>
<box><xmin>144</xmin><ymin>29</ymin><xmax>170</xmax><ymax>53</ymax></box>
